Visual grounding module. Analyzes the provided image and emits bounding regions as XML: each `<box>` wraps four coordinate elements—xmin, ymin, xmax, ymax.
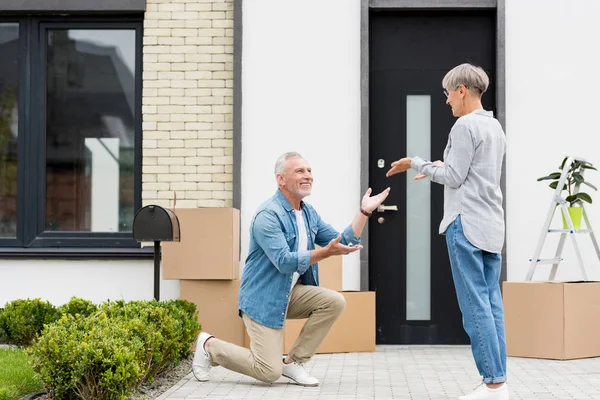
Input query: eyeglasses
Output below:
<box><xmin>443</xmin><ymin>85</ymin><xmax>460</xmax><ymax>98</ymax></box>
<box><xmin>443</xmin><ymin>85</ymin><xmax>480</xmax><ymax>98</ymax></box>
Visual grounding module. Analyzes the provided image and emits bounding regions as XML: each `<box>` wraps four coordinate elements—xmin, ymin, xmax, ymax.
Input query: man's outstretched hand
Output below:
<box><xmin>324</xmin><ymin>236</ymin><xmax>363</xmax><ymax>256</ymax></box>
<box><xmin>361</xmin><ymin>187</ymin><xmax>391</xmax><ymax>213</ymax></box>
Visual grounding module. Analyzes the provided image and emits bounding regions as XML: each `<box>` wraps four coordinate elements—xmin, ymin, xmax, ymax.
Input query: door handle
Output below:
<box><xmin>377</xmin><ymin>204</ymin><xmax>398</xmax><ymax>212</ymax></box>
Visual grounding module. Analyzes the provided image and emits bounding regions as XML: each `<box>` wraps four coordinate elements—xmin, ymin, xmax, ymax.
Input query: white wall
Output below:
<box><xmin>0</xmin><ymin>260</ymin><xmax>180</xmax><ymax>306</ymax></box>
<box><xmin>505</xmin><ymin>0</ymin><xmax>600</xmax><ymax>281</ymax></box>
<box><xmin>241</xmin><ymin>0</ymin><xmax>362</xmax><ymax>289</ymax></box>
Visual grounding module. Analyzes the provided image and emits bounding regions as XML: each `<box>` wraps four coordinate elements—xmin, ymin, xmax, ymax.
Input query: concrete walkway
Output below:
<box><xmin>157</xmin><ymin>345</ymin><xmax>600</xmax><ymax>400</ymax></box>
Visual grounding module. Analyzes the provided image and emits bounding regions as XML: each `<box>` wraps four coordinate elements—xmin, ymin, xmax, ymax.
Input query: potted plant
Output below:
<box><xmin>537</xmin><ymin>157</ymin><xmax>597</xmax><ymax>230</ymax></box>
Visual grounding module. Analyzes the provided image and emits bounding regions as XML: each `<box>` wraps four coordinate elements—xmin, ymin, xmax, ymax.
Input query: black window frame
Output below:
<box><xmin>0</xmin><ymin>15</ymin><xmax>150</xmax><ymax>257</ymax></box>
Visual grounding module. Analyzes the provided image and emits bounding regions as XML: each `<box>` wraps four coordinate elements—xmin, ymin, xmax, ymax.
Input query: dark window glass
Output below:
<box><xmin>45</xmin><ymin>29</ymin><xmax>136</xmax><ymax>233</ymax></box>
<box><xmin>0</xmin><ymin>23</ymin><xmax>19</xmax><ymax>237</ymax></box>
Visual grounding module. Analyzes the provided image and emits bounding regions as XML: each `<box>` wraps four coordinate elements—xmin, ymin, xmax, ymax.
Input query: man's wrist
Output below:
<box><xmin>322</xmin><ymin>245</ymin><xmax>333</xmax><ymax>258</ymax></box>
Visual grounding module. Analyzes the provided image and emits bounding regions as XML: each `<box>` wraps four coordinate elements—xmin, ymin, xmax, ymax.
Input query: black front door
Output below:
<box><xmin>369</xmin><ymin>10</ymin><xmax>496</xmax><ymax>344</ymax></box>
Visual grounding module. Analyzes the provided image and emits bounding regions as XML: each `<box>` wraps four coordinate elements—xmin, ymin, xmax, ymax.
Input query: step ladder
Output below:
<box><xmin>525</xmin><ymin>156</ymin><xmax>600</xmax><ymax>281</ymax></box>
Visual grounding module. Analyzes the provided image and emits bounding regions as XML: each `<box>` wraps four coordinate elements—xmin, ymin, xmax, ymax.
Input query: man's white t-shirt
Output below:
<box><xmin>292</xmin><ymin>210</ymin><xmax>308</xmax><ymax>289</ymax></box>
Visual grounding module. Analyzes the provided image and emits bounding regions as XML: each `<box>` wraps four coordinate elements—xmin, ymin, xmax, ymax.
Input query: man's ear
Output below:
<box><xmin>276</xmin><ymin>173</ymin><xmax>285</xmax><ymax>187</ymax></box>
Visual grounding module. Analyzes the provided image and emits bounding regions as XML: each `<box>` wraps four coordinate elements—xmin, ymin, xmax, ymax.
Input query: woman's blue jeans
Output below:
<box><xmin>445</xmin><ymin>216</ymin><xmax>507</xmax><ymax>384</ymax></box>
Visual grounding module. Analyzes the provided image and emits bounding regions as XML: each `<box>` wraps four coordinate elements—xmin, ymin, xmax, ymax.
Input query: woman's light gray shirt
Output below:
<box><xmin>411</xmin><ymin>109</ymin><xmax>506</xmax><ymax>254</ymax></box>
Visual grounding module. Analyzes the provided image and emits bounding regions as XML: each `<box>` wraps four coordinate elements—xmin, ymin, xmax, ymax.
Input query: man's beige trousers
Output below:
<box><xmin>206</xmin><ymin>284</ymin><xmax>346</xmax><ymax>383</ymax></box>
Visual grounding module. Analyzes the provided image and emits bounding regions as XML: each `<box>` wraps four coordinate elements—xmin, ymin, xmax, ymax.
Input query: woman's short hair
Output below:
<box><xmin>442</xmin><ymin>63</ymin><xmax>489</xmax><ymax>96</ymax></box>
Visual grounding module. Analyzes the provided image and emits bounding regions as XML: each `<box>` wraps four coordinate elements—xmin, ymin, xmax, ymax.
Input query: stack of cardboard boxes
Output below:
<box><xmin>162</xmin><ymin>208</ymin><xmax>376</xmax><ymax>354</ymax></box>
<box><xmin>162</xmin><ymin>208</ymin><xmax>245</xmax><ymax>348</ymax></box>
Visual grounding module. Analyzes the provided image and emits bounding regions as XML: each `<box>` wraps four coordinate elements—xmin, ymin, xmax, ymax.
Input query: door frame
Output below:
<box><xmin>360</xmin><ymin>0</ymin><xmax>506</xmax><ymax>290</ymax></box>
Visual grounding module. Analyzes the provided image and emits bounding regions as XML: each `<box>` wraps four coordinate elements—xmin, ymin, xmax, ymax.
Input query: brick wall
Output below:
<box><xmin>142</xmin><ymin>0</ymin><xmax>234</xmax><ymax>208</ymax></box>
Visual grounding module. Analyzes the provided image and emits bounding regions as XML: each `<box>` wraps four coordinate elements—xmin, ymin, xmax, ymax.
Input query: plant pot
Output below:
<box><xmin>562</xmin><ymin>207</ymin><xmax>583</xmax><ymax>230</ymax></box>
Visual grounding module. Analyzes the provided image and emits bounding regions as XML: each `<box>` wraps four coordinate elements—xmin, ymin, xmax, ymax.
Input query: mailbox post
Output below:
<box><xmin>132</xmin><ymin>205</ymin><xmax>180</xmax><ymax>301</ymax></box>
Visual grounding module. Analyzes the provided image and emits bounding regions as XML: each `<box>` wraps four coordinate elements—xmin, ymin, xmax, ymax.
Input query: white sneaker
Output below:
<box><xmin>459</xmin><ymin>383</ymin><xmax>509</xmax><ymax>400</ymax></box>
<box><xmin>192</xmin><ymin>332</ymin><xmax>214</xmax><ymax>382</ymax></box>
<box><xmin>281</xmin><ymin>358</ymin><xmax>319</xmax><ymax>387</ymax></box>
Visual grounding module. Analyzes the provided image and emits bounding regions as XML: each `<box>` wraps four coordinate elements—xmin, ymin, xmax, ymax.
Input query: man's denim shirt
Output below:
<box><xmin>238</xmin><ymin>189</ymin><xmax>360</xmax><ymax>329</ymax></box>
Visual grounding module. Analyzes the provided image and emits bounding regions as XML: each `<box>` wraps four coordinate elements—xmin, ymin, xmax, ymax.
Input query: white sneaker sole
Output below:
<box><xmin>281</xmin><ymin>373</ymin><xmax>319</xmax><ymax>387</ymax></box>
<box><xmin>192</xmin><ymin>368</ymin><xmax>209</xmax><ymax>382</ymax></box>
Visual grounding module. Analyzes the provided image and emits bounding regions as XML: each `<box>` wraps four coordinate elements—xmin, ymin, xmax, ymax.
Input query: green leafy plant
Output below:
<box><xmin>159</xmin><ymin>299</ymin><xmax>201</xmax><ymax>358</ymax></box>
<box><xmin>13</xmin><ymin>298</ymin><xmax>200</xmax><ymax>399</ymax></box>
<box><xmin>0</xmin><ymin>299</ymin><xmax>59</xmax><ymax>346</ymax></box>
<box><xmin>537</xmin><ymin>157</ymin><xmax>597</xmax><ymax>207</ymax></box>
<box><xmin>99</xmin><ymin>300</ymin><xmax>179</xmax><ymax>383</ymax></box>
<box><xmin>98</xmin><ymin>299</ymin><xmax>199</xmax><ymax>381</ymax></box>
<box><xmin>0</xmin><ymin>297</ymin><xmax>98</xmax><ymax>346</ymax></box>
<box><xmin>0</xmin><ymin>308</ymin><xmax>5</xmax><ymax>344</ymax></box>
<box><xmin>57</xmin><ymin>297</ymin><xmax>98</xmax><ymax>318</ymax></box>
<box><xmin>28</xmin><ymin>313</ymin><xmax>144</xmax><ymax>400</ymax></box>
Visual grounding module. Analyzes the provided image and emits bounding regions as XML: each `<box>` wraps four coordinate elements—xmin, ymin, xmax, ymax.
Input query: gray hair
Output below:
<box><xmin>274</xmin><ymin>152</ymin><xmax>303</xmax><ymax>174</ymax></box>
<box><xmin>442</xmin><ymin>63</ymin><xmax>489</xmax><ymax>95</ymax></box>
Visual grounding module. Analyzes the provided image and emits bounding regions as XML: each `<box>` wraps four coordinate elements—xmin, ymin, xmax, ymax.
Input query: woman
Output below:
<box><xmin>386</xmin><ymin>63</ymin><xmax>508</xmax><ymax>400</ymax></box>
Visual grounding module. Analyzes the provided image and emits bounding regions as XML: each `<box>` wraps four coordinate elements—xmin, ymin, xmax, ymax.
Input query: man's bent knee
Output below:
<box><xmin>330</xmin><ymin>291</ymin><xmax>346</xmax><ymax>316</ymax></box>
<box><xmin>255</xmin><ymin>364</ymin><xmax>282</xmax><ymax>383</ymax></box>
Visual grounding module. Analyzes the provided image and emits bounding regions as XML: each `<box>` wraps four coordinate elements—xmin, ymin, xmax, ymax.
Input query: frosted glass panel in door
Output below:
<box><xmin>406</xmin><ymin>95</ymin><xmax>431</xmax><ymax>321</ymax></box>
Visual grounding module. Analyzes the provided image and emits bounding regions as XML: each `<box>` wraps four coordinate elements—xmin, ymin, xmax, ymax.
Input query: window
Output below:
<box><xmin>0</xmin><ymin>22</ymin><xmax>19</xmax><ymax>239</ymax></box>
<box><xmin>0</xmin><ymin>17</ymin><xmax>143</xmax><ymax>254</ymax></box>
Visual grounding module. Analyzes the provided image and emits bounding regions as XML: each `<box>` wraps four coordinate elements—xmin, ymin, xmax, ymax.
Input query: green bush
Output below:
<box><xmin>58</xmin><ymin>297</ymin><xmax>98</xmax><ymax>318</ymax></box>
<box><xmin>153</xmin><ymin>300</ymin><xmax>200</xmax><ymax>373</ymax></box>
<box><xmin>105</xmin><ymin>300</ymin><xmax>177</xmax><ymax>382</ymax></box>
<box><xmin>0</xmin><ymin>297</ymin><xmax>97</xmax><ymax>346</ymax></box>
<box><xmin>0</xmin><ymin>299</ymin><xmax>59</xmax><ymax>346</ymax></box>
<box><xmin>0</xmin><ymin>308</ymin><xmax>5</xmax><ymax>343</ymax></box>
<box><xmin>99</xmin><ymin>299</ymin><xmax>200</xmax><ymax>382</ymax></box>
<box><xmin>23</xmin><ymin>298</ymin><xmax>201</xmax><ymax>399</ymax></box>
<box><xmin>28</xmin><ymin>313</ymin><xmax>143</xmax><ymax>400</ymax></box>
<box><xmin>158</xmin><ymin>299</ymin><xmax>201</xmax><ymax>358</ymax></box>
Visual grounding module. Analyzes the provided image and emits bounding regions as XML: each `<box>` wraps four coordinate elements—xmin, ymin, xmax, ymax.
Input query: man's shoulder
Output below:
<box><xmin>252</xmin><ymin>192</ymin><xmax>319</xmax><ymax>219</ymax></box>
<box><xmin>255</xmin><ymin>193</ymin><xmax>283</xmax><ymax>215</ymax></box>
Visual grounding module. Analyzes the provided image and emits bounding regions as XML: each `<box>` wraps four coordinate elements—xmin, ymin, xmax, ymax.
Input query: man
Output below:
<box><xmin>192</xmin><ymin>151</ymin><xmax>390</xmax><ymax>386</ymax></box>
<box><xmin>387</xmin><ymin>64</ymin><xmax>508</xmax><ymax>400</ymax></box>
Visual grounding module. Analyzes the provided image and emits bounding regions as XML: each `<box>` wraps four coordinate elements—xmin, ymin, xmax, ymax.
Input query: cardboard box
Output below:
<box><xmin>163</xmin><ymin>208</ymin><xmax>240</xmax><ymax>280</ymax></box>
<box><xmin>285</xmin><ymin>291</ymin><xmax>375</xmax><ymax>353</ymax></box>
<box><xmin>318</xmin><ymin>255</ymin><xmax>343</xmax><ymax>291</ymax></box>
<box><xmin>244</xmin><ymin>291</ymin><xmax>375</xmax><ymax>354</ymax></box>
<box><xmin>180</xmin><ymin>279</ymin><xmax>245</xmax><ymax>349</ymax></box>
<box><xmin>503</xmin><ymin>281</ymin><xmax>600</xmax><ymax>360</ymax></box>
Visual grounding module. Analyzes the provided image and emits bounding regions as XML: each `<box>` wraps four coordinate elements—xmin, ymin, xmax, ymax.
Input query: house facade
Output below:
<box><xmin>1</xmin><ymin>0</ymin><xmax>599</xmax><ymax>344</ymax></box>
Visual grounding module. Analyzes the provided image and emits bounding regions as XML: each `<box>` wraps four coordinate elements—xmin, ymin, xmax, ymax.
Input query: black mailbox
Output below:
<box><xmin>133</xmin><ymin>205</ymin><xmax>180</xmax><ymax>242</ymax></box>
<box><xmin>132</xmin><ymin>205</ymin><xmax>181</xmax><ymax>301</ymax></box>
